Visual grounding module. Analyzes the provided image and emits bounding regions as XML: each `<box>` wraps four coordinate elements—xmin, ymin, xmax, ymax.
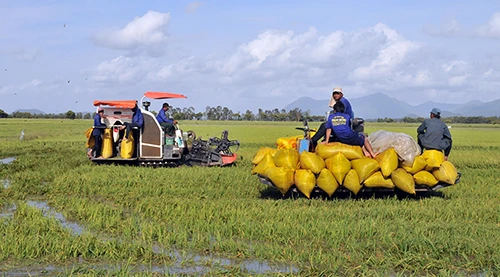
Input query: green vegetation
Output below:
<box><xmin>1</xmin><ymin>119</ymin><xmax>499</xmax><ymax>276</ymax></box>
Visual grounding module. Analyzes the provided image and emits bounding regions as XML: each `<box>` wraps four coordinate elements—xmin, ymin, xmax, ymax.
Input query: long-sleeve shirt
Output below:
<box><xmin>325</xmin><ymin>111</ymin><xmax>363</xmax><ymax>146</ymax></box>
<box><xmin>92</xmin><ymin>114</ymin><xmax>106</xmax><ymax>136</ymax></box>
<box><xmin>417</xmin><ymin>118</ymin><xmax>452</xmax><ymax>151</ymax></box>
<box><xmin>340</xmin><ymin>97</ymin><xmax>354</xmax><ymax>119</ymax></box>
<box><xmin>132</xmin><ymin>109</ymin><xmax>144</xmax><ymax>127</ymax></box>
<box><xmin>156</xmin><ymin>109</ymin><xmax>173</xmax><ymax>124</ymax></box>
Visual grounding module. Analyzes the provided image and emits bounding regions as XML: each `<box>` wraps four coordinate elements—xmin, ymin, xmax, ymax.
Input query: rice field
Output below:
<box><xmin>0</xmin><ymin>119</ymin><xmax>499</xmax><ymax>276</ymax></box>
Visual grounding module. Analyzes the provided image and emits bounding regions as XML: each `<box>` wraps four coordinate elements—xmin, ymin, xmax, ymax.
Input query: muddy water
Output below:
<box><xmin>0</xmin><ymin>203</ymin><xmax>16</xmax><ymax>218</ymax></box>
<box><xmin>27</xmin><ymin>200</ymin><xmax>85</xmax><ymax>235</ymax></box>
<box><xmin>5</xmin><ymin>200</ymin><xmax>298</xmax><ymax>275</ymax></box>
<box><xmin>0</xmin><ymin>157</ymin><xmax>16</xmax><ymax>164</ymax></box>
<box><xmin>152</xmin><ymin>245</ymin><xmax>299</xmax><ymax>274</ymax></box>
<box><xmin>1</xmin><ymin>179</ymin><xmax>10</xmax><ymax>189</ymax></box>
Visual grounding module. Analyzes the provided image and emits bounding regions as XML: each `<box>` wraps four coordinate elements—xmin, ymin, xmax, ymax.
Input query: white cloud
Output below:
<box><xmin>185</xmin><ymin>2</ymin><xmax>203</xmax><ymax>14</ymax></box>
<box><xmin>84</xmin><ymin>21</ymin><xmax>500</xmax><ymax>112</ymax></box>
<box><xmin>475</xmin><ymin>12</ymin><xmax>500</xmax><ymax>38</ymax></box>
<box><xmin>351</xmin><ymin>23</ymin><xmax>421</xmax><ymax>81</ymax></box>
<box><xmin>87</xmin><ymin>56</ymin><xmax>158</xmax><ymax>84</ymax></box>
<box><xmin>93</xmin><ymin>11</ymin><xmax>170</xmax><ymax>53</ymax></box>
<box><xmin>424</xmin><ymin>19</ymin><xmax>462</xmax><ymax>37</ymax></box>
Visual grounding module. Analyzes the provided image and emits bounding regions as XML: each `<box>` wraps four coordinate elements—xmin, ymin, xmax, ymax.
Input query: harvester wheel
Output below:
<box><xmin>187</xmin><ymin>130</ymin><xmax>196</xmax><ymax>140</ymax></box>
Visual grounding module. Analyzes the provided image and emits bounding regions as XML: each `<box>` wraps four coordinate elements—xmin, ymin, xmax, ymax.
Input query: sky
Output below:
<box><xmin>1</xmin><ymin>0</ymin><xmax>500</xmax><ymax>114</ymax></box>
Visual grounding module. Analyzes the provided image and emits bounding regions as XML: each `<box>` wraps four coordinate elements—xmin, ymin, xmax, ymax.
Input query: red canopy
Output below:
<box><xmin>93</xmin><ymin>100</ymin><xmax>137</xmax><ymax>108</ymax></box>
<box><xmin>144</xmin><ymin>92</ymin><xmax>187</xmax><ymax>99</ymax></box>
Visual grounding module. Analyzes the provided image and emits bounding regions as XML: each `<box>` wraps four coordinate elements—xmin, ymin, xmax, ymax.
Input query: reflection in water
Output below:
<box><xmin>7</xmin><ymin>200</ymin><xmax>298</xmax><ymax>275</ymax></box>
<box><xmin>2</xmin><ymin>179</ymin><xmax>10</xmax><ymax>189</ymax></box>
<box><xmin>152</xmin><ymin>245</ymin><xmax>299</xmax><ymax>274</ymax></box>
<box><xmin>0</xmin><ymin>203</ymin><xmax>16</xmax><ymax>218</ymax></box>
<box><xmin>27</xmin><ymin>200</ymin><xmax>85</xmax><ymax>236</ymax></box>
<box><xmin>0</xmin><ymin>157</ymin><xmax>16</xmax><ymax>164</ymax></box>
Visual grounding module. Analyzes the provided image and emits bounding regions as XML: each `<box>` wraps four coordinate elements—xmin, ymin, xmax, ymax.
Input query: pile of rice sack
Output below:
<box><xmin>251</xmin><ymin>138</ymin><xmax>458</xmax><ymax>198</ymax></box>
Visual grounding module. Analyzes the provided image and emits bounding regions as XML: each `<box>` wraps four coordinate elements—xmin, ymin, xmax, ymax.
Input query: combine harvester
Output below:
<box><xmin>87</xmin><ymin>92</ymin><xmax>239</xmax><ymax>167</ymax></box>
<box><xmin>253</xmin><ymin>121</ymin><xmax>461</xmax><ymax>198</ymax></box>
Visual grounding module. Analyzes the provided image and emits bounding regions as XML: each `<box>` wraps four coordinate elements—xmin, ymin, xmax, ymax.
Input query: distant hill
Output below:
<box><xmin>284</xmin><ymin>93</ymin><xmax>500</xmax><ymax>119</ymax></box>
<box><xmin>13</xmin><ymin>109</ymin><xmax>45</xmax><ymax>115</ymax></box>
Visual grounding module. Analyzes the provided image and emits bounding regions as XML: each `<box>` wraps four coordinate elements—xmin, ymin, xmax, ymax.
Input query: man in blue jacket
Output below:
<box><xmin>156</xmin><ymin>102</ymin><xmax>177</xmax><ymax>136</ymax></box>
<box><xmin>120</xmin><ymin>103</ymin><xmax>144</xmax><ymax>140</ymax></box>
<box><xmin>323</xmin><ymin>101</ymin><xmax>378</xmax><ymax>158</ymax></box>
<box><xmin>417</xmin><ymin>108</ymin><xmax>452</xmax><ymax>160</ymax></box>
<box><xmin>312</xmin><ymin>87</ymin><xmax>355</xmax><ymax>147</ymax></box>
<box><xmin>88</xmin><ymin>108</ymin><xmax>106</xmax><ymax>158</ymax></box>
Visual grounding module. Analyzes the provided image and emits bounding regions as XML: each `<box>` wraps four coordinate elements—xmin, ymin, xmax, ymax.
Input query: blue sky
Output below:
<box><xmin>1</xmin><ymin>0</ymin><xmax>499</xmax><ymax>114</ymax></box>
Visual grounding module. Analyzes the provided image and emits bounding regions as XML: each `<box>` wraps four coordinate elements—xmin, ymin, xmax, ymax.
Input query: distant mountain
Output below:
<box><xmin>284</xmin><ymin>93</ymin><xmax>500</xmax><ymax>119</ymax></box>
<box><xmin>14</xmin><ymin>109</ymin><xmax>45</xmax><ymax>115</ymax></box>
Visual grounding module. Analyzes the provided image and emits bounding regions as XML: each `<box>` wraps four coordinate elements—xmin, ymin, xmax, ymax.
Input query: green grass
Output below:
<box><xmin>0</xmin><ymin>119</ymin><xmax>499</xmax><ymax>276</ymax></box>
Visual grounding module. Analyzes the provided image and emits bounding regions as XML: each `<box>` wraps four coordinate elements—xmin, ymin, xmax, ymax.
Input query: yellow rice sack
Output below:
<box><xmin>274</xmin><ymin>148</ymin><xmax>300</xmax><ymax>169</ymax></box>
<box><xmin>391</xmin><ymin>168</ymin><xmax>415</xmax><ymax>194</ymax></box>
<box><xmin>84</xmin><ymin>127</ymin><xmax>95</xmax><ymax>148</ymax></box>
<box><xmin>325</xmin><ymin>152</ymin><xmax>351</xmax><ymax>184</ymax></box>
<box><xmin>266</xmin><ymin>167</ymin><xmax>295</xmax><ymax>195</ymax></box>
<box><xmin>299</xmin><ymin>151</ymin><xmax>325</xmax><ymax>174</ymax></box>
<box><xmin>120</xmin><ymin>133</ymin><xmax>135</xmax><ymax>159</ymax></box>
<box><xmin>425</xmin><ymin>165</ymin><xmax>435</xmax><ymax>172</ymax></box>
<box><xmin>316</xmin><ymin>168</ymin><xmax>339</xmax><ymax>197</ymax></box>
<box><xmin>101</xmin><ymin>128</ymin><xmax>114</xmax><ymax>158</ymax></box>
<box><xmin>276</xmin><ymin>135</ymin><xmax>302</xmax><ymax>150</ymax></box>
<box><xmin>422</xmin><ymin>150</ymin><xmax>445</xmax><ymax>168</ymax></box>
<box><xmin>364</xmin><ymin>171</ymin><xmax>395</xmax><ymax>188</ymax></box>
<box><xmin>344</xmin><ymin>169</ymin><xmax>362</xmax><ymax>195</ymax></box>
<box><xmin>315</xmin><ymin>142</ymin><xmax>364</xmax><ymax>160</ymax></box>
<box><xmin>252</xmin><ymin>147</ymin><xmax>277</xmax><ymax>165</ymax></box>
<box><xmin>402</xmin><ymin>155</ymin><xmax>427</xmax><ymax>174</ymax></box>
<box><xmin>351</xmin><ymin>158</ymin><xmax>380</xmax><ymax>183</ymax></box>
<box><xmin>294</xmin><ymin>169</ymin><xmax>316</xmax><ymax>198</ymax></box>
<box><xmin>251</xmin><ymin>153</ymin><xmax>275</xmax><ymax>176</ymax></box>
<box><xmin>375</xmin><ymin>148</ymin><xmax>399</xmax><ymax>178</ymax></box>
<box><xmin>413</xmin><ymin>171</ymin><xmax>439</xmax><ymax>187</ymax></box>
<box><xmin>432</xmin><ymin>161</ymin><xmax>458</xmax><ymax>185</ymax></box>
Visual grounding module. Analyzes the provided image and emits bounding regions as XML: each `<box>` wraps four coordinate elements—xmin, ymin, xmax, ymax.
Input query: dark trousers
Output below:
<box><xmin>311</xmin><ymin>122</ymin><xmax>338</xmax><ymax>148</ymax></box>
<box><xmin>160</xmin><ymin>122</ymin><xmax>175</xmax><ymax>136</ymax></box>
<box><xmin>93</xmin><ymin>135</ymin><xmax>102</xmax><ymax>157</ymax></box>
<box><xmin>124</xmin><ymin>122</ymin><xmax>141</xmax><ymax>139</ymax></box>
<box><xmin>418</xmin><ymin>136</ymin><xmax>452</xmax><ymax>156</ymax></box>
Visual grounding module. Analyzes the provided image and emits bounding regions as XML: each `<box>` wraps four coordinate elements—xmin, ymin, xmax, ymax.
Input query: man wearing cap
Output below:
<box><xmin>88</xmin><ymin>108</ymin><xmax>106</xmax><ymax>158</ymax></box>
<box><xmin>311</xmin><ymin>87</ymin><xmax>355</xmax><ymax>147</ymax></box>
<box><xmin>328</xmin><ymin>87</ymin><xmax>354</xmax><ymax>119</ymax></box>
<box><xmin>417</xmin><ymin>108</ymin><xmax>453</xmax><ymax>160</ymax></box>
<box><xmin>156</xmin><ymin>102</ymin><xmax>177</xmax><ymax>136</ymax></box>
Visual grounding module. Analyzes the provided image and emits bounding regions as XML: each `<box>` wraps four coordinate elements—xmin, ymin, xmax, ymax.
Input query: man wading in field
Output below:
<box><xmin>417</xmin><ymin>108</ymin><xmax>453</xmax><ymax>160</ymax></box>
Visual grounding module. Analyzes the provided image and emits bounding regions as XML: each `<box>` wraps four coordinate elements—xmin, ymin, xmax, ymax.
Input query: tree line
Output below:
<box><xmin>1</xmin><ymin>108</ymin><xmax>499</xmax><ymax>124</ymax></box>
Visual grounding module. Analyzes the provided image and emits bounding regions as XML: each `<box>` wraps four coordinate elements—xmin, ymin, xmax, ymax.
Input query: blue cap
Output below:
<box><xmin>430</xmin><ymin>108</ymin><xmax>441</xmax><ymax>115</ymax></box>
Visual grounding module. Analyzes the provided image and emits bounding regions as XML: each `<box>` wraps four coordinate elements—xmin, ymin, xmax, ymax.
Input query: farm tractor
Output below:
<box><xmin>87</xmin><ymin>92</ymin><xmax>239</xmax><ymax>167</ymax></box>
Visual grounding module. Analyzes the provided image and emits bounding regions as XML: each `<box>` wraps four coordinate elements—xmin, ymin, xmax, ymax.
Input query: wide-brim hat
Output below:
<box><xmin>332</xmin><ymin>87</ymin><xmax>343</xmax><ymax>94</ymax></box>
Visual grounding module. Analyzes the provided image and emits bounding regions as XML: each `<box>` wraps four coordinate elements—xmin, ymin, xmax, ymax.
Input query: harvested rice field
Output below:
<box><xmin>1</xmin><ymin>119</ymin><xmax>499</xmax><ymax>276</ymax></box>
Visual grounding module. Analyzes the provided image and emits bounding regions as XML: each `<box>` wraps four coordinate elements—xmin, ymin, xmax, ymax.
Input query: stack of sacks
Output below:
<box><xmin>276</xmin><ymin>135</ymin><xmax>302</xmax><ymax>149</ymax></box>
<box><xmin>251</xmin><ymin>143</ymin><xmax>459</xmax><ymax>198</ymax></box>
